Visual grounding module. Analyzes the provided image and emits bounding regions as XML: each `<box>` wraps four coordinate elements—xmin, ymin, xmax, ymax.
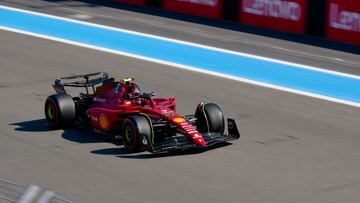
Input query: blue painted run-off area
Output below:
<box><xmin>0</xmin><ymin>7</ymin><xmax>359</xmax><ymax>104</ymax></box>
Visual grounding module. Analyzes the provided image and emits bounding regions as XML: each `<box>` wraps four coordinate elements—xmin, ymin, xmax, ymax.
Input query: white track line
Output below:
<box><xmin>0</xmin><ymin>26</ymin><xmax>359</xmax><ymax>108</ymax></box>
<box><xmin>16</xmin><ymin>184</ymin><xmax>40</xmax><ymax>203</ymax></box>
<box><xmin>0</xmin><ymin>6</ymin><xmax>359</xmax><ymax>108</ymax></box>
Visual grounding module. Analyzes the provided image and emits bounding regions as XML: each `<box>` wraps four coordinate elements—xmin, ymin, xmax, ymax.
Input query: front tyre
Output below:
<box><xmin>195</xmin><ymin>102</ymin><xmax>225</xmax><ymax>134</ymax></box>
<box><xmin>121</xmin><ymin>115</ymin><xmax>152</xmax><ymax>153</ymax></box>
<box><xmin>44</xmin><ymin>94</ymin><xmax>76</xmax><ymax>129</ymax></box>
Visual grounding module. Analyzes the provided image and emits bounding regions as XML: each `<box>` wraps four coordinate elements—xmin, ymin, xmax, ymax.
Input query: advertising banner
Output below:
<box><xmin>239</xmin><ymin>0</ymin><xmax>308</xmax><ymax>34</ymax></box>
<box><xmin>115</xmin><ymin>0</ymin><xmax>146</xmax><ymax>5</ymax></box>
<box><xmin>326</xmin><ymin>0</ymin><xmax>360</xmax><ymax>45</ymax></box>
<box><xmin>163</xmin><ymin>0</ymin><xmax>224</xmax><ymax>19</ymax></box>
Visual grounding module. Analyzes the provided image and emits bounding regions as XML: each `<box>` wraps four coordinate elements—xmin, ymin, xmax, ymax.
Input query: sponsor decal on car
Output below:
<box><xmin>88</xmin><ymin>114</ymin><xmax>98</xmax><ymax>122</ymax></box>
<box><xmin>93</xmin><ymin>97</ymin><xmax>106</xmax><ymax>102</ymax></box>
<box><xmin>99</xmin><ymin>114</ymin><xmax>109</xmax><ymax>130</ymax></box>
<box><xmin>173</xmin><ymin>117</ymin><xmax>185</xmax><ymax>123</ymax></box>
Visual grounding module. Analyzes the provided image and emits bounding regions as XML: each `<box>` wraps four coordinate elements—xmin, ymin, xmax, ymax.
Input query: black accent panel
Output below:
<box><xmin>222</xmin><ymin>0</ymin><xmax>239</xmax><ymax>21</ymax></box>
<box><xmin>306</xmin><ymin>0</ymin><xmax>327</xmax><ymax>36</ymax></box>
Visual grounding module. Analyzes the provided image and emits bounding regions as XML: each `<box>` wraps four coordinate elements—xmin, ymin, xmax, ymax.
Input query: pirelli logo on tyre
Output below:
<box><xmin>239</xmin><ymin>0</ymin><xmax>308</xmax><ymax>34</ymax></box>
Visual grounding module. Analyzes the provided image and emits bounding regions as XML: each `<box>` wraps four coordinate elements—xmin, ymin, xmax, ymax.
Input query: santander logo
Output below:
<box><xmin>177</xmin><ymin>0</ymin><xmax>218</xmax><ymax>7</ymax></box>
<box><xmin>329</xmin><ymin>3</ymin><xmax>360</xmax><ymax>32</ymax></box>
<box><xmin>242</xmin><ymin>0</ymin><xmax>302</xmax><ymax>21</ymax></box>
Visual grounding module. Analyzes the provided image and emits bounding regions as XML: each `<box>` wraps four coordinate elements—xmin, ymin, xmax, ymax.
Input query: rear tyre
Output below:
<box><xmin>44</xmin><ymin>94</ymin><xmax>76</xmax><ymax>129</ymax></box>
<box><xmin>195</xmin><ymin>102</ymin><xmax>225</xmax><ymax>134</ymax></box>
<box><xmin>121</xmin><ymin>115</ymin><xmax>152</xmax><ymax>153</ymax></box>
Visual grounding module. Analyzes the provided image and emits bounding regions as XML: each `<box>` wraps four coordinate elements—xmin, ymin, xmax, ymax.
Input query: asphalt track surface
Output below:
<box><xmin>0</xmin><ymin>1</ymin><xmax>360</xmax><ymax>203</ymax></box>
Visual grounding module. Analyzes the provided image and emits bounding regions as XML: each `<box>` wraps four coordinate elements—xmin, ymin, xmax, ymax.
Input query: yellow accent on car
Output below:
<box><xmin>121</xmin><ymin>78</ymin><xmax>134</xmax><ymax>83</ymax></box>
<box><xmin>202</xmin><ymin>102</ymin><xmax>210</xmax><ymax>133</ymax></box>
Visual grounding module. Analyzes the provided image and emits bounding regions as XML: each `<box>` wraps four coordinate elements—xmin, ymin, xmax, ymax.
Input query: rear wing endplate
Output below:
<box><xmin>53</xmin><ymin>72</ymin><xmax>110</xmax><ymax>95</ymax></box>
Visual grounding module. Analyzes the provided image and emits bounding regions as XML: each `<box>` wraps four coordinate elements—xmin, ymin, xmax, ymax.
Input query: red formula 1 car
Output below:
<box><xmin>44</xmin><ymin>72</ymin><xmax>239</xmax><ymax>153</ymax></box>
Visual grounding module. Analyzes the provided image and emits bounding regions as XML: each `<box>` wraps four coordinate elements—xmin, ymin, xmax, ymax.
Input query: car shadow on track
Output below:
<box><xmin>61</xmin><ymin>129</ymin><xmax>102</xmax><ymax>144</ymax></box>
<box><xmin>12</xmin><ymin>119</ymin><xmax>232</xmax><ymax>159</ymax></box>
<box><xmin>11</xmin><ymin>118</ymin><xmax>118</xmax><ymax>143</ymax></box>
<box><xmin>91</xmin><ymin>142</ymin><xmax>231</xmax><ymax>159</ymax></box>
<box><xmin>11</xmin><ymin>119</ymin><xmax>53</xmax><ymax>132</ymax></box>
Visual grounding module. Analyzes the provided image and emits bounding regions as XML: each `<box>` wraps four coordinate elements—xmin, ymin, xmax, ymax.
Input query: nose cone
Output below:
<box><xmin>172</xmin><ymin>116</ymin><xmax>206</xmax><ymax>147</ymax></box>
<box><xmin>193</xmin><ymin>135</ymin><xmax>206</xmax><ymax>147</ymax></box>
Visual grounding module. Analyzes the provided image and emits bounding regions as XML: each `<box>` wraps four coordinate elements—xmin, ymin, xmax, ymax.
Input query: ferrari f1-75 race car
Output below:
<box><xmin>44</xmin><ymin>72</ymin><xmax>240</xmax><ymax>153</ymax></box>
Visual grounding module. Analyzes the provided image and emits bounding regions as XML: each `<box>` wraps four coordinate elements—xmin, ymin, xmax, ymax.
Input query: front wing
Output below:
<box><xmin>144</xmin><ymin>119</ymin><xmax>240</xmax><ymax>154</ymax></box>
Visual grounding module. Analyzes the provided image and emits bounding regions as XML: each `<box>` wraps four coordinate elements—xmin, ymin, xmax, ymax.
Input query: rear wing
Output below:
<box><xmin>53</xmin><ymin>72</ymin><xmax>111</xmax><ymax>95</ymax></box>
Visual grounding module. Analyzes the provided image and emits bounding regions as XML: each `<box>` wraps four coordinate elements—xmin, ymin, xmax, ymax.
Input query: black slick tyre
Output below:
<box><xmin>195</xmin><ymin>102</ymin><xmax>225</xmax><ymax>134</ymax></box>
<box><xmin>44</xmin><ymin>94</ymin><xmax>76</xmax><ymax>129</ymax></box>
<box><xmin>121</xmin><ymin>115</ymin><xmax>152</xmax><ymax>153</ymax></box>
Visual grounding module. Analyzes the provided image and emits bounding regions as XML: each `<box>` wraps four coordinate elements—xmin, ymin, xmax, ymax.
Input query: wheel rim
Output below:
<box><xmin>46</xmin><ymin>103</ymin><xmax>56</xmax><ymax>121</ymax></box>
<box><xmin>124</xmin><ymin>125</ymin><xmax>133</xmax><ymax>144</ymax></box>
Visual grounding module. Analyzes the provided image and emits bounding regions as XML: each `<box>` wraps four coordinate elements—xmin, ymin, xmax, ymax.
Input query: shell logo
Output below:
<box><xmin>173</xmin><ymin>117</ymin><xmax>185</xmax><ymax>123</ymax></box>
<box><xmin>99</xmin><ymin>114</ymin><xmax>109</xmax><ymax>130</ymax></box>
